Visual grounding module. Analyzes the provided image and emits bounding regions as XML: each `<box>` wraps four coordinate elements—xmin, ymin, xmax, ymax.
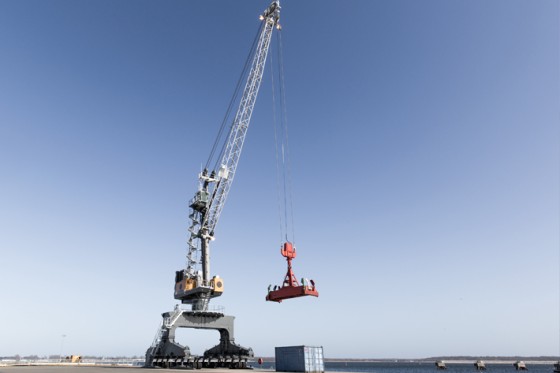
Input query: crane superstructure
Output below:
<box><xmin>146</xmin><ymin>2</ymin><xmax>282</xmax><ymax>368</ymax></box>
<box><xmin>174</xmin><ymin>0</ymin><xmax>281</xmax><ymax>312</ymax></box>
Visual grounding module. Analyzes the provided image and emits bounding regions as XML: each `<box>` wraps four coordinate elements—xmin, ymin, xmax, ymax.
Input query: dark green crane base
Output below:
<box><xmin>145</xmin><ymin>310</ymin><xmax>253</xmax><ymax>369</ymax></box>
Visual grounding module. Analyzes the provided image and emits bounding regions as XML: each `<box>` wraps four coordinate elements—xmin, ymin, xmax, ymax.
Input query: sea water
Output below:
<box><xmin>255</xmin><ymin>361</ymin><xmax>555</xmax><ymax>373</ymax></box>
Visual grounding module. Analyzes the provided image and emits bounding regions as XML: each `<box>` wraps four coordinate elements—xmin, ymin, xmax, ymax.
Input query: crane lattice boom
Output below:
<box><xmin>205</xmin><ymin>7</ymin><xmax>278</xmax><ymax>237</ymax></box>
<box><xmin>174</xmin><ymin>1</ymin><xmax>281</xmax><ymax>311</ymax></box>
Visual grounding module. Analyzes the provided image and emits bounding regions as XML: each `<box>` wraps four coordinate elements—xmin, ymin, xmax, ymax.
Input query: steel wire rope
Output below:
<box><xmin>192</xmin><ymin>22</ymin><xmax>262</xmax><ymax>275</ymax></box>
<box><xmin>269</xmin><ymin>38</ymin><xmax>287</xmax><ymax>244</ymax></box>
<box><xmin>277</xmin><ymin>30</ymin><xmax>296</xmax><ymax>245</ymax></box>
<box><xmin>205</xmin><ymin>22</ymin><xmax>264</xmax><ymax>171</ymax></box>
<box><xmin>213</xmin><ymin>21</ymin><xmax>266</xmax><ymax>171</ymax></box>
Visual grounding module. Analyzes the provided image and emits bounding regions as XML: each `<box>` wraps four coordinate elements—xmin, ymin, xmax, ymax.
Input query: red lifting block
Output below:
<box><xmin>265</xmin><ymin>242</ymin><xmax>319</xmax><ymax>303</ymax></box>
<box><xmin>281</xmin><ymin>241</ymin><xmax>296</xmax><ymax>259</ymax></box>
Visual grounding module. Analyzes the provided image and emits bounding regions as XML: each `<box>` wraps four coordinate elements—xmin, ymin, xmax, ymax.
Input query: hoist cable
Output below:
<box><xmin>281</xmin><ymin>134</ymin><xmax>289</xmax><ymax>243</ymax></box>
<box><xmin>270</xmin><ymin>43</ymin><xmax>286</xmax><ymax>244</ymax></box>
<box><xmin>206</xmin><ymin>22</ymin><xmax>264</xmax><ymax>170</ymax></box>
<box><xmin>207</xmin><ymin>21</ymin><xmax>263</xmax><ymax>170</ymax></box>
<box><xmin>212</xmin><ymin>21</ymin><xmax>264</xmax><ymax>171</ymax></box>
<box><xmin>277</xmin><ymin>30</ymin><xmax>296</xmax><ymax>245</ymax></box>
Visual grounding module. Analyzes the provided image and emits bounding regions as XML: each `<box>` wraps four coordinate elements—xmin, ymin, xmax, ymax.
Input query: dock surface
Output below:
<box><xmin>0</xmin><ymin>367</ymin><xmax>278</xmax><ymax>373</ymax></box>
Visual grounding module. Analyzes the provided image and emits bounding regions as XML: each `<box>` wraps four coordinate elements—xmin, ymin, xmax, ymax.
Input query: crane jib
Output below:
<box><xmin>204</xmin><ymin>19</ymin><xmax>278</xmax><ymax>235</ymax></box>
<box><xmin>174</xmin><ymin>1</ymin><xmax>281</xmax><ymax>309</ymax></box>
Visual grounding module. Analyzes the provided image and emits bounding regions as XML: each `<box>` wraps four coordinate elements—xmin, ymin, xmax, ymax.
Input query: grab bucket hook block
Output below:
<box><xmin>265</xmin><ymin>242</ymin><xmax>319</xmax><ymax>302</ymax></box>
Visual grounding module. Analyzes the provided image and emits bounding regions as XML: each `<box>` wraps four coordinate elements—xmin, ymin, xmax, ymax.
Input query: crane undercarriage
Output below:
<box><xmin>146</xmin><ymin>307</ymin><xmax>253</xmax><ymax>369</ymax></box>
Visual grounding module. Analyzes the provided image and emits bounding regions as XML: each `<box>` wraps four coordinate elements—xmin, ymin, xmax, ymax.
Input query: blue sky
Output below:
<box><xmin>0</xmin><ymin>0</ymin><xmax>558</xmax><ymax>359</ymax></box>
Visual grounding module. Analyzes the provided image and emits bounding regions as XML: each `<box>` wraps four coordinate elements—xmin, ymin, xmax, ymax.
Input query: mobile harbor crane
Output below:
<box><xmin>145</xmin><ymin>2</ymin><xmax>317</xmax><ymax>368</ymax></box>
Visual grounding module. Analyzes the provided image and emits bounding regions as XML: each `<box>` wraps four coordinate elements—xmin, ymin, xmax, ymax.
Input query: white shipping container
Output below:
<box><xmin>275</xmin><ymin>346</ymin><xmax>324</xmax><ymax>373</ymax></box>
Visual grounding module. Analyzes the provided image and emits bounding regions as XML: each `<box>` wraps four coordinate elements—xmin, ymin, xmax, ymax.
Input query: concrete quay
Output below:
<box><xmin>0</xmin><ymin>367</ymin><xmax>277</xmax><ymax>373</ymax></box>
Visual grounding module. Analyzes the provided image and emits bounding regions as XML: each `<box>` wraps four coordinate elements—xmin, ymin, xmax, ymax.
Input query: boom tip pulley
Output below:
<box><xmin>260</xmin><ymin>0</ymin><xmax>281</xmax><ymax>29</ymax></box>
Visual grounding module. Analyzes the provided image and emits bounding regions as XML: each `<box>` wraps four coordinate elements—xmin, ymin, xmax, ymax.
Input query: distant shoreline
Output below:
<box><xmin>2</xmin><ymin>356</ymin><xmax>558</xmax><ymax>366</ymax></box>
<box><xmin>321</xmin><ymin>360</ymin><xmax>558</xmax><ymax>365</ymax></box>
<box><xmin>252</xmin><ymin>357</ymin><xmax>560</xmax><ymax>364</ymax></box>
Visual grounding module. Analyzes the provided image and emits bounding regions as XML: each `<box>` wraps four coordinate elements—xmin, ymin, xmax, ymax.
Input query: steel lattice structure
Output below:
<box><xmin>204</xmin><ymin>17</ymin><xmax>276</xmax><ymax>238</ymax></box>
<box><xmin>176</xmin><ymin>1</ymin><xmax>281</xmax><ymax>311</ymax></box>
